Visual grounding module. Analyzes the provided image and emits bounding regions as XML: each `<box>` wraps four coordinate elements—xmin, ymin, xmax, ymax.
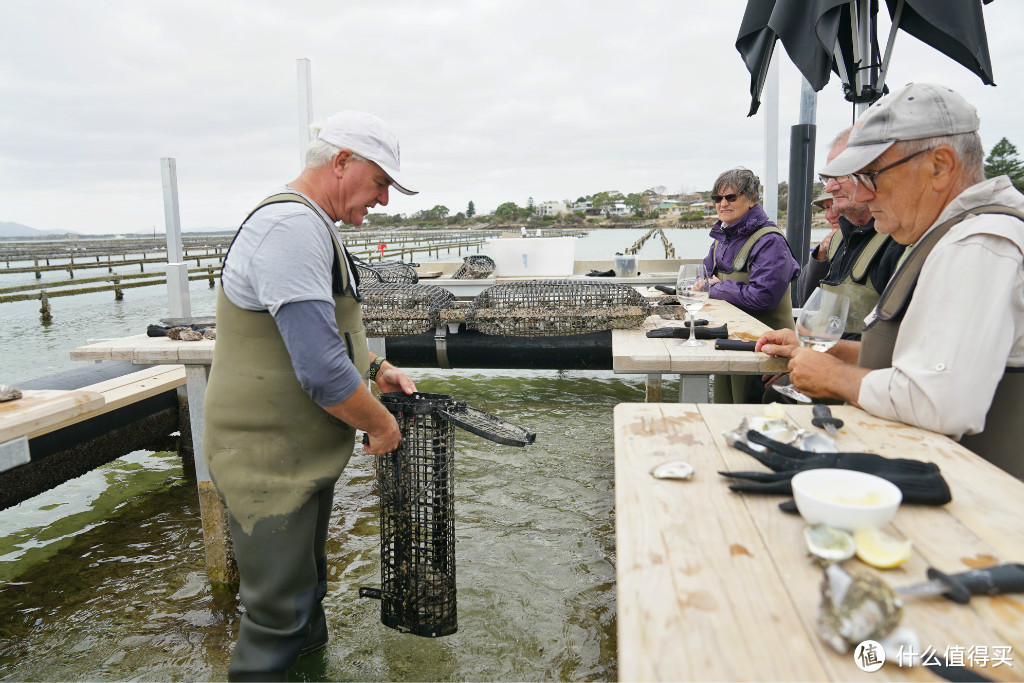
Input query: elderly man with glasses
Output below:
<box><xmin>757</xmin><ymin>82</ymin><xmax>1024</xmax><ymax>480</ymax></box>
<box><xmin>795</xmin><ymin>127</ymin><xmax>905</xmax><ymax>330</ymax></box>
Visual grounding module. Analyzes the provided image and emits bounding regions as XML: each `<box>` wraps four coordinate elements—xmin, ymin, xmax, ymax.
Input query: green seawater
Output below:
<box><xmin>0</xmin><ymin>369</ymin><xmax>668</xmax><ymax>682</ymax></box>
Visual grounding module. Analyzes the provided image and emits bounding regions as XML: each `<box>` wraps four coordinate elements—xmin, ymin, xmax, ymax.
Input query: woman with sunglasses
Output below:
<box><xmin>699</xmin><ymin>167</ymin><xmax>800</xmax><ymax>403</ymax></box>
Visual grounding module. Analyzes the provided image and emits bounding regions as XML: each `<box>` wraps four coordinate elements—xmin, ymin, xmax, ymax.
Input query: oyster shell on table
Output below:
<box><xmin>0</xmin><ymin>384</ymin><xmax>23</xmax><ymax>402</ymax></box>
<box><xmin>817</xmin><ymin>563</ymin><xmax>902</xmax><ymax>654</ymax></box>
<box><xmin>804</xmin><ymin>524</ymin><xmax>856</xmax><ymax>563</ymax></box>
<box><xmin>167</xmin><ymin>326</ymin><xmax>204</xmax><ymax>341</ymax></box>
<box><xmin>722</xmin><ymin>415</ymin><xmax>802</xmax><ymax>452</ymax></box>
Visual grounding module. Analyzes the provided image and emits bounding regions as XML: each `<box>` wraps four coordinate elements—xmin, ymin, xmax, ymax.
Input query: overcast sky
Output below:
<box><xmin>3</xmin><ymin>0</ymin><xmax>1023</xmax><ymax>234</ymax></box>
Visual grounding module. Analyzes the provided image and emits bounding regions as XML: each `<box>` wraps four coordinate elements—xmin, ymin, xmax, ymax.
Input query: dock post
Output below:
<box><xmin>186</xmin><ymin>364</ymin><xmax>238</xmax><ymax>589</ymax></box>
<box><xmin>161</xmin><ymin>157</ymin><xmax>192</xmax><ymax>320</ymax></box>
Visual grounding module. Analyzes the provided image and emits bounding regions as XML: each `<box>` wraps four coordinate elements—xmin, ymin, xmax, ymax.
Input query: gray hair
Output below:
<box><xmin>830</xmin><ymin>126</ymin><xmax>853</xmax><ymax>151</ymax></box>
<box><xmin>896</xmin><ymin>132</ymin><xmax>984</xmax><ymax>185</ymax></box>
<box><xmin>712</xmin><ymin>168</ymin><xmax>760</xmax><ymax>203</ymax></box>
<box><xmin>304</xmin><ymin>122</ymin><xmax>371</xmax><ymax>168</ymax></box>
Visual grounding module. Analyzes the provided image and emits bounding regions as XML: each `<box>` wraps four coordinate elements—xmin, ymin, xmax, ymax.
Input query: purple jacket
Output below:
<box><xmin>701</xmin><ymin>204</ymin><xmax>800</xmax><ymax>313</ymax></box>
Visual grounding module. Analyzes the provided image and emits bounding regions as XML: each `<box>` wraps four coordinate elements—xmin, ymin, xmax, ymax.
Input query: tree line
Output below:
<box><xmin>366</xmin><ymin>137</ymin><xmax>1024</xmax><ymax>228</ymax></box>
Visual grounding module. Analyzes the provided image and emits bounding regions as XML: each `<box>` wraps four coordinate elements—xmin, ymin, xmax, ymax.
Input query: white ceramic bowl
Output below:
<box><xmin>791</xmin><ymin>468</ymin><xmax>902</xmax><ymax>531</ymax></box>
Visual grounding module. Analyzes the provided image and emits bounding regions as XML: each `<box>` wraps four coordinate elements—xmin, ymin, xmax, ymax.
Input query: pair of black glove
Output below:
<box><xmin>720</xmin><ymin>429</ymin><xmax>952</xmax><ymax>507</ymax></box>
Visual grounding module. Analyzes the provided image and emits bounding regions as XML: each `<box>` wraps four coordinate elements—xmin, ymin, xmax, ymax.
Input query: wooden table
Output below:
<box><xmin>614</xmin><ymin>402</ymin><xmax>1024</xmax><ymax>681</ymax></box>
<box><xmin>612</xmin><ymin>298</ymin><xmax>788</xmax><ymax>402</ymax></box>
<box><xmin>69</xmin><ymin>334</ymin><xmax>235</xmax><ymax>585</ymax></box>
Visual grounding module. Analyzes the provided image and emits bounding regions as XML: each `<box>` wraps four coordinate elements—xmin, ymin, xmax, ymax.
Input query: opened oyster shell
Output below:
<box><xmin>723</xmin><ymin>416</ymin><xmax>801</xmax><ymax>451</ymax></box>
<box><xmin>817</xmin><ymin>563</ymin><xmax>902</xmax><ymax>654</ymax></box>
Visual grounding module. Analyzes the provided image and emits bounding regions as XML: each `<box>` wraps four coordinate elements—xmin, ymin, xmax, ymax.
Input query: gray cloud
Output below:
<box><xmin>1</xmin><ymin>0</ymin><xmax>1021</xmax><ymax>233</ymax></box>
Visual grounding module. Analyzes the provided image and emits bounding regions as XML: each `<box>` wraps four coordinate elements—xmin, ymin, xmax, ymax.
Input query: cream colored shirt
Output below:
<box><xmin>857</xmin><ymin>176</ymin><xmax>1024</xmax><ymax>439</ymax></box>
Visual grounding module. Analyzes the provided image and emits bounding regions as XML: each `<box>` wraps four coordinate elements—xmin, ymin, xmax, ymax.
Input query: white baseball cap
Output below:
<box><xmin>317</xmin><ymin>110</ymin><xmax>417</xmax><ymax>195</ymax></box>
<box><xmin>819</xmin><ymin>83</ymin><xmax>980</xmax><ymax>177</ymax></box>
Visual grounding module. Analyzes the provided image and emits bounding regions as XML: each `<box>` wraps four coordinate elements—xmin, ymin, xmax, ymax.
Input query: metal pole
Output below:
<box><xmin>297</xmin><ymin>58</ymin><xmax>313</xmax><ymax>172</ymax></box>
<box><xmin>762</xmin><ymin>51</ymin><xmax>779</xmax><ymax>224</ymax></box>
<box><xmin>787</xmin><ymin>80</ymin><xmax>818</xmax><ymax>303</ymax></box>
<box><xmin>160</xmin><ymin>157</ymin><xmax>192</xmax><ymax>320</ymax></box>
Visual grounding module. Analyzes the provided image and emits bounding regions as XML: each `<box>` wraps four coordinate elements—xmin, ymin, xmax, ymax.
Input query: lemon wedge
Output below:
<box><xmin>853</xmin><ymin>527</ymin><xmax>913</xmax><ymax>568</ymax></box>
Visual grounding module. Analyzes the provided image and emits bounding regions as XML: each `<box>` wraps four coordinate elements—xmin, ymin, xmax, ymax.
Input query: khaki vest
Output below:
<box><xmin>712</xmin><ymin>226</ymin><xmax>794</xmax><ymax>403</ymax></box>
<box><xmin>859</xmin><ymin>205</ymin><xmax>1024</xmax><ymax>480</ymax></box>
<box><xmin>203</xmin><ymin>194</ymin><xmax>369</xmax><ymax>533</ymax></box>
<box><xmin>713</xmin><ymin>226</ymin><xmax>795</xmax><ymax>331</ymax></box>
<box><xmin>821</xmin><ymin>231</ymin><xmax>891</xmax><ymax>334</ymax></box>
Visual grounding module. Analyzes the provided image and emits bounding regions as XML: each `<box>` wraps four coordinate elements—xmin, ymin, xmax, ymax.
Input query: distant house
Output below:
<box><xmin>690</xmin><ymin>200</ymin><xmax>716</xmax><ymax>215</ymax></box>
<box><xmin>535</xmin><ymin>200</ymin><xmax>568</xmax><ymax>217</ymax></box>
<box><xmin>605</xmin><ymin>203</ymin><xmax>630</xmax><ymax>217</ymax></box>
<box><xmin>571</xmin><ymin>200</ymin><xmax>593</xmax><ymax>213</ymax></box>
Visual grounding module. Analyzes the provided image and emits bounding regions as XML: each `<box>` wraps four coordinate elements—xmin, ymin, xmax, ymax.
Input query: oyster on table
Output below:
<box><xmin>817</xmin><ymin>563</ymin><xmax>902</xmax><ymax>654</ymax></box>
<box><xmin>0</xmin><ymin>384</ymin><xmax>23</xmax><ymax>402</ymax></box>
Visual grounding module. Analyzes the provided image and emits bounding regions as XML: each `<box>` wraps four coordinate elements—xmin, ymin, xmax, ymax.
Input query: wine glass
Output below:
<box><xmin>772</xmin><ymin>287</ymin><xmax>850</xmax><ymax>403</ymax></box>
<box><xmin>676</xmin><ymin>264</ymin><xmax>709</xmax><ymax>347</ymax></box>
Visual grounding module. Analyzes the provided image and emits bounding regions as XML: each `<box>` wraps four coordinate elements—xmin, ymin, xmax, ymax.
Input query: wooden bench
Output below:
<box><xmin>0</xmin><ymin>365</ymin><xmax>186</xmax><ymax>473</ymax></box>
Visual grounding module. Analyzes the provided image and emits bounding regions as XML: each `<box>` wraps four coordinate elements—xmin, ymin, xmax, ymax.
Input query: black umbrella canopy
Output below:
<box><xmin>736</xmin><ymin>0</ymin><xmax>997</xmax><ymax>117</ymax></box>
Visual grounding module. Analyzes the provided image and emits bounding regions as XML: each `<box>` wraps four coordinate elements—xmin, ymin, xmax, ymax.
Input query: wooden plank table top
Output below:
<box><xmin>614</xmin><ymin>402</ymin><xmax>1024</xmax><ymax>681</ymax></box>
<box><xmin>612</xmin><ymin>298</ymin><xmax>789</xmax><ymax>376</ymax></box>
<box><xmin>70</xmin><ymin>333</ymin><xmax>214</xmax><ymax>365</ymax></box>
<box><xmin>0</xmin><ymin>389</ymin><xmax>105</xmax><ymax>442</ymax></box>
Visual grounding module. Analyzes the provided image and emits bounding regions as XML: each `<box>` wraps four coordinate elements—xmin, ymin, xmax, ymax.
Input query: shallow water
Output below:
<box><xmin>0</xmin><ymin>227</ymin><xmax>820</xmax><ymax>681</ymax></box>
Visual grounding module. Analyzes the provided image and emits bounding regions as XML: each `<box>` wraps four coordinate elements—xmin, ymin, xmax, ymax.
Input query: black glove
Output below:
<box><xmin>586</xmin><ymin>269</ymin><xmax>616</xmax><ymax>277</ymax></box>
<box><xmin>646</xmin><ymin>323</ymin><xmax>724</xmax><ymax>340</ymax></box>
<box><xmin>720</xmin><ymin>430</ymin><xmax>952</xmax><ymax>506</ymax></box>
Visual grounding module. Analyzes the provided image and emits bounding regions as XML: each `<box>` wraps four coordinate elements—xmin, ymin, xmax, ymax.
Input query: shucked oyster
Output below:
<box><xmin>817</xmin><ymin>563</ymin><xmax>902</xmax><ymax>654</ymax></box>
<box><xmin>722</xmin><ymin>415</ymin><xmax>802</xmax><ymax>451</ymax></box>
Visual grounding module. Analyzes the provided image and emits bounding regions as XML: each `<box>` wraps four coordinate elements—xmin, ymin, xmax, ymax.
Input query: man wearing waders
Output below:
<box><xmin>204</xmin><ymin>111</ymin><xmax>418</xmax><ymax>681</ymax></box>
<box><xmin>757</xmin><ymin>83</ymin><xmax>1024</xmax><ymax>482</ymax></box>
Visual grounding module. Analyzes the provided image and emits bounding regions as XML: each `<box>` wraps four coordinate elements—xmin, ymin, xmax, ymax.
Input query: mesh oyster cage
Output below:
<box><xmin>451</xmin><ymin>255</ymin><xmax>495</xmax><ymax>280</ymax></box>
<box><xmin>466</xmin><ymin>280</ymin><xmax>652</xmax><ymax>337</ymax></box>
<box><xmin>353</xmin><ymin>256</ymin><xmax>420</xmax><ymax>284</ymax></box>
<box><xmin>359</xmin><ymin>283</ymin><xmax>456</xmax><ymax>337</ymax></box>
<box><xmin>360</xmin><ymin>392</ymin><xmax>535</xmax><ymax>638</ymax></box>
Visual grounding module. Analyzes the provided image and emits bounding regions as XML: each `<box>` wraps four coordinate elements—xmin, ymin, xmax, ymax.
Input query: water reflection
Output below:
<box><xmin>0</xmin><ymin>372</ymin><xmax>637</xmax><ymax>681</ymax></box>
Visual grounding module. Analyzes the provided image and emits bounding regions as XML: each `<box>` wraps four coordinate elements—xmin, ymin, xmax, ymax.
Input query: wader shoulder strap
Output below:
<box><xmin>825</xmin><ymin>230</ymin><xmax>844</xmax><ymax>261</ymax></box>
<box><xmin>225</xmin><ymin>192</ymin><xmax>358</xmax><ymax>296</ymax></box>
<box><xmin>849</xmin><ymin>231</ymin><xmax>890</xmax><ymax>282</ymax></box>
<box><xmin>873</xmin><ymin>205</ymin><xmax>1024</xmax><ymax>324</ymax></box>
<box><xmin>731</xmin><ymin>226</ymin><xmax>788</xmax><ymax>272</ymax></box>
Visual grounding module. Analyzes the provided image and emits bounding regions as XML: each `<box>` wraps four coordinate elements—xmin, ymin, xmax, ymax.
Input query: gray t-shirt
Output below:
<box><xmin>221</xmin><ymin>188</ymin><xmax>364</xmax><ymax>407</ymax></box>
<box><xmin>222</xmin><ymin>187</ymin><xmax>357</xmax><ymax>315</ymax></box>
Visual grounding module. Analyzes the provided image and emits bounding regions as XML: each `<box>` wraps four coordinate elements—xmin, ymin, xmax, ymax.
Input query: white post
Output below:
<box><xmin>161</xmin><ymin>157</ymin><xmax>192</xmax><ymax>320</ymax></box>
<box><xmin>762</xmin><ymin>51</ymin><xmax>779</xmax><ymax>224</ymax></box>
<box><xmin>297</xmin><ymin>58</ymin><xmax>313</xmax><ymax>172</ymax></box>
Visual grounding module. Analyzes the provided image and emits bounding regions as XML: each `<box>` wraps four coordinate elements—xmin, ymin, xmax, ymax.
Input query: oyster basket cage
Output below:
<box><xmin>360</xmin><ymin>392</ymin><xmax>535</xmax><ymax>638</ymax></box>
<box><xmin>359</xmin><ymin>283</ymin><xmax>456</xmax><ymax>337</ymax></box>
<box><xmin>467</xmin><ymin>280</ymin><xmax>651</xmax><ymax>337</ymax></box>
<box><xmin>353</xmin><ymin>256</ymin><xmax>420</xmax><ymax>284</ymax></box>
<box><xmin>451</xmin><ymin>255</ymin><xmax>495</xmax><ymax>280</ymax></box>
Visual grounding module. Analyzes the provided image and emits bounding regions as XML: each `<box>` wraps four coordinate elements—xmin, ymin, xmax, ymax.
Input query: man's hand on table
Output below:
<box><xmin>787</xmin><ymin>347</ymin><xmax>870</xmax><ymax>404</ymax></box>
<box><xmin>755</xmin><ymin>328</ymin><xmax>799</xmax><ymax>357</ymax></box>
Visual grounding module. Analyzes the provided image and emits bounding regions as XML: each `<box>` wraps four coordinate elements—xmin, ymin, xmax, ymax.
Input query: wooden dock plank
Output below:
<box><xmin>0</xmin><ymin>390</ymin><xmax>105</xmax><ymax>442</ymax></box>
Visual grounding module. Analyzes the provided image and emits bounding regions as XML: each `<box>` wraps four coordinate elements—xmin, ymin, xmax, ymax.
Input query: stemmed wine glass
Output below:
<box><xmin>772</xmin><ymin>287</ymin><xmax>850</xmax><ymax>403</ymax></box>
<box><xmin>676</xmin><ymin>264</ymin><xmax>709</xmax><ymax>347</ymax></box>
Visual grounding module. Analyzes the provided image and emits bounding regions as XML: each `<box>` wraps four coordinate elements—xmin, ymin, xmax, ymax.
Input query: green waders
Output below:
<box><xmin>820</xmin><ymin>231</ymin><xmax>891</xmax><ymax>335</ymax></box>
<box><xmin>859</xmin><ymin>205</ymin><xmax>1024</xmax><ymax>481</ymax></box>
<box><xmin>203</xmin><ymin>195</ymin><xmax>369</xmax><ymax>681</ymax></box>
<box><xmin>711</xmin><ymin>227</ymin><xmax>795</xmax><ymax>403</ymax></box>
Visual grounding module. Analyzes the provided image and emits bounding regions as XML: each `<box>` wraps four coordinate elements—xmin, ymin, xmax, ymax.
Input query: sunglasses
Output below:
<box><xmin>711</xmin><ymin>193</ymin><xmax>740</xmax><ymax>204</ymax></box>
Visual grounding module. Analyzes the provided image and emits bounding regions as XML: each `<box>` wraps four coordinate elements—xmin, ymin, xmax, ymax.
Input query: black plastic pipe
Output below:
<box><xmin>384</xmin><ymin>326</ymin><xmax>612</xmax><ymax>370</ymax></box>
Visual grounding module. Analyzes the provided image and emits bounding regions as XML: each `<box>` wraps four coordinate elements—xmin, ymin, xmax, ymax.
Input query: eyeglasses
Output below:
<box><xmin>711</xmin><ymin>193</ymin><xmax>740</xmax><ymax>204</ymax></box>
<box><xmin>849</xmin><ymin>148</ymin><xmax>933</xmax><ymax>192</ymax></box>
<box><xmin>819</xmin><ymin>173</ymin><xmax>851</xmax><ymax>186</ymax></box>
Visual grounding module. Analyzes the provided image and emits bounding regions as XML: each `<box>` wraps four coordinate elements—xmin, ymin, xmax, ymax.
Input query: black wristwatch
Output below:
<box><xmin>367</xmin><ymin>356</ymin><xmax>386</xmax><ymax>381</ymax></box>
